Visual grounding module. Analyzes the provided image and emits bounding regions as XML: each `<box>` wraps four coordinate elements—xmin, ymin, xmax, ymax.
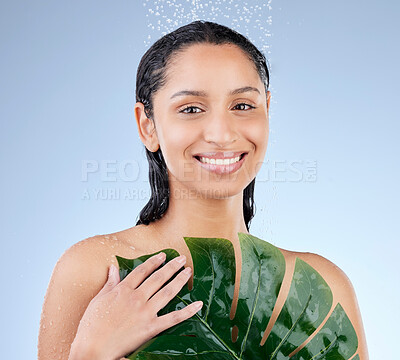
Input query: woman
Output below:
<box><xmin>38</xmin><ymin>20</ymin><xmax>368</xmax><ymax>359</ymax></box>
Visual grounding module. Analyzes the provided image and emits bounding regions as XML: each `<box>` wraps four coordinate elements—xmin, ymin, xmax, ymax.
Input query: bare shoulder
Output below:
<box><xmin>285</xmin><ymin>250</ymin><xmax>353</xmax><ymax>291</ymax></box>
<box><xmin>38</xmin><ymin>226</ymin><xmax>146</xmax><ymax>359</ymax></box>
<box><xmin>278</xmin><ymin>248</ymin><xmax>369</xmax><ymax>358</ymax></box>
<box><xmin>278</xmin><ymin>248</ymin><xmax>358</xmax><ymax>313</ymax></box>
<box><xmin>51</xmin><ymin>225</ymin><xmax>150</xmax><ymax>287</ymax></box>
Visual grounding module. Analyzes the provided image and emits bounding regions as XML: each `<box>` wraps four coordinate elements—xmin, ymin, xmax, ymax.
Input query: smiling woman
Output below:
<box><xmin>38</xmin><ymin>20</ymin><xmax>368</xmax><ymax>360</ymax></box>
<box><xmin>136</xmin><ymin>41</ymin><xmax>269</xmax><ymax>208</ymax></box>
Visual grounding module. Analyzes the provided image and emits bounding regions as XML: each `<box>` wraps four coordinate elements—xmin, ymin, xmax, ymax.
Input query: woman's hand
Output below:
<box><xmin>68</xmin><ymin>252</ymin><xmax>203</xmax><ymax>360</ymax></box>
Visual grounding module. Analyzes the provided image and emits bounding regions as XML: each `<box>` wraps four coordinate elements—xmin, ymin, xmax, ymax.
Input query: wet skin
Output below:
<box><xmin>38</xmin><ymin>43</ymin><xmax>369</xmax><ymax>359</ymax></box>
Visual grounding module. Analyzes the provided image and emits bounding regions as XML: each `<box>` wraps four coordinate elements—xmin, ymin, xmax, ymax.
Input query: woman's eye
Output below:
<box><xmin>233</xmin><ymin>103</ymin><xmax>255</xmax><ymax>111</ymax></box>
<box><xmin>179</xmin><ymin>103</ymin><xmax>255</xmax><ymax>114</ymax></box>
<box><xmin>179</xmin><ymin>106</ymin><xmax>201</xmax><ymax>114</ymax></box>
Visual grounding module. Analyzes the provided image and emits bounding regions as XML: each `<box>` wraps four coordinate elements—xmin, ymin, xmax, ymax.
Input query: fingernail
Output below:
<box><xmin>183</xmin><ymin>266</ymin><xmax>192</xmax><ymax>274</ymax></box>
<box><xmin>176</xmin><ymin>255</ymin><xmax>186</xmax><ymax>264</ymax></box>
<box><xmin>193</xmin><ymin>301</ymin><xmax>203</xmax><ymax>310</ymax></box>
<box><xmin>157</xmin><ymin>252</ymin><xmax>166</xmax><ymax>260</ymax></box>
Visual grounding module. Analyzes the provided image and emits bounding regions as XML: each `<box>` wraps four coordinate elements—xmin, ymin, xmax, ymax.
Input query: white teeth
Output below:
<box><xmin>198</xmin><ymin>156</ymin><xmax>241</xmax><ymax>165</ymax></box>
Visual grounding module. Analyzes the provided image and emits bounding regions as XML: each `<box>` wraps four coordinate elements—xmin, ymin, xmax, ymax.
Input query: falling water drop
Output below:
<box><xmin>141</xmin><ymin>0</ymin><xmax>273</xmax><ymax>239</ymax></box>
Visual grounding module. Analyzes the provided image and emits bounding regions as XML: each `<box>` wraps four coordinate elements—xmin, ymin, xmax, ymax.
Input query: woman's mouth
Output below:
<box><xmin>193</xmin><ymin>152</ymin><xmax>247</xmax><ymax>175</ymax></box>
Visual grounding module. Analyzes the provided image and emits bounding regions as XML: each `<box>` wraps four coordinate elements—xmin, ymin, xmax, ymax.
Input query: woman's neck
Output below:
<box><xmin>149</xmin><ymin>187</ymin><xmax>249</xmax><ymax>251</ymax></box>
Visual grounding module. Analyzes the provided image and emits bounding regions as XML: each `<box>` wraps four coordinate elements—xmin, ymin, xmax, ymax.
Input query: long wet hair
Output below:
<box><xmin>135</xmin><ymin>20</ymin><xmax>270</xmax><ymax>231</ymax></box>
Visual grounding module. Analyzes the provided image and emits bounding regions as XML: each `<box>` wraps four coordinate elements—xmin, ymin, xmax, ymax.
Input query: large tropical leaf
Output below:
<box><xmin>116</xmin><ymin>232</ymin><xmax>358</xmax><ymax>359</ymax></box>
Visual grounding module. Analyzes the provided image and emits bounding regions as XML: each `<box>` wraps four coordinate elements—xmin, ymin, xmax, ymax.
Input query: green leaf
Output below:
<box><xmin>116</xmin><ymin>232</ymin><xmax>358</xmax><ymax>359</ymax></box>
<box><xmin>264</xmin><ymin>258</ymin><xmax>333</xmax><ymax>358</ymax></box>
<box><xmin>291</xmin><ymin>303</ymin><xmax>358</xmax><ymax>360</ymax></box>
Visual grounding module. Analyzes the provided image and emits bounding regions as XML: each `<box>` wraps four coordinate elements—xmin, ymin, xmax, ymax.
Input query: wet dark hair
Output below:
<box><xmin>135</xmin><ymin>20</ymin><xmax>269</xmax><ymax>231</ymax></box>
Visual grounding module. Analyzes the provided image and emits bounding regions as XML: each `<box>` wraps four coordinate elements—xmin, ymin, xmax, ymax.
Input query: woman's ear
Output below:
<box><xmin>266</xmin><ymin>91</ymin><xmax>271</xmax><ymax>113</ymax></box>
<box><xmin>134</xmin><ymin>102</ymin><xmax>160</xmax><ymax>152</ymax></box>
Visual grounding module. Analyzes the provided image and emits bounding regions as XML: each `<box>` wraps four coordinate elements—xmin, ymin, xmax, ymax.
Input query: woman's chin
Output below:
<box><xmin>173</xmin><ymin>183</ymin><xmax>247</xmax><ymax>200</ymax></box>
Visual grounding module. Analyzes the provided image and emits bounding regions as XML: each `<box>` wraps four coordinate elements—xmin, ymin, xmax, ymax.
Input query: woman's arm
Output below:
<box><xmin>38</xmin><ymin>236</ymin><xmax>202</xmax><ymax>360</ymax></box>
<box><xmin>38</xmin><ymin>237</ymin><xmax>110</xmax><ymax>359</ymax></box>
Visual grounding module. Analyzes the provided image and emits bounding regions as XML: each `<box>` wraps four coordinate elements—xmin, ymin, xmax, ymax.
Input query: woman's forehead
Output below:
<box><xmin>168</xmin><ymin>43</ymin><xmax>255</xmax><ymax>71</ymax></box>
<box><xmin>162</xmin><ymin>43</ymin><xmax>263</xmax><ymax>94</ymax></box>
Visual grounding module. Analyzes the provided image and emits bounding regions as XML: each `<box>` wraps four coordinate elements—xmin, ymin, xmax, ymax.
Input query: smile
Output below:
<box><xmin>198</xmin><ymin>155</ymin><xmax>242</xmax><ymax>165</ymax></box>
<box><xmin>193</xmin><ymin>152</ymin><xmax>248</xmax><ymax>175</ymax></box>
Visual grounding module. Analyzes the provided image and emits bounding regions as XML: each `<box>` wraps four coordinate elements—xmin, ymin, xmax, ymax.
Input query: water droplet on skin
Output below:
<box><xmin>58</xmin><ymin>305</ymin><xmax>61</xmax><ymax>311</ymax></box>
<box><xmin>50</xmin><ymin>320</ymin><xmax>53</xmax><ymax>326</ymax></box>
<box><xmin>130</xmin><ymin>246</ymin><xmax>136</xmax><ymax>251</ymax></box>
<box><xmin>100</xmin><ymin>241</ymin><xmax>105</xmax><ymax>245</ymax></box>
<box><xmin>42</xmin><ymin>324</ymin><xmax>46</xmax><ymax>329</ymax></box>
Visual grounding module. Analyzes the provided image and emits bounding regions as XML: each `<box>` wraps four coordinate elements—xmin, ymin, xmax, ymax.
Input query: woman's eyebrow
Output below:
<box><xmin>170</xmin><ymin>86</ymin><xmax>260</xmax><ymax>99</ymax></box>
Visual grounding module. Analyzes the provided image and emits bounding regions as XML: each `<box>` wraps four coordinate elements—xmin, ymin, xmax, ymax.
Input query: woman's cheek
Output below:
<box><xmin>161</xmin><ymin>125</ymin><xmax>196</xmax><ymax>176</ymax></box>
<box><xmin>244</xmin><ymin>119</ymin><xmax>269</xmax><ymax>174</ymax></box>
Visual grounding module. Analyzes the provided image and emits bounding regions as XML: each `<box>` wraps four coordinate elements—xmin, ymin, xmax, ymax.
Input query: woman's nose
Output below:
<box><xmin>203</xmin><ymin>111</ymin><xmax>239</xmax><ymax>147</ymax></box>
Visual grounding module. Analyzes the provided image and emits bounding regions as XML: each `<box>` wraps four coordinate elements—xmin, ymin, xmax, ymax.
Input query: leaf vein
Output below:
<box><xmin>239</xmin><ymin>257</ymin><xmax>262</xmax><ymax>359</ymax></box>
<box><xmin>269</xmin><ymin>294</ymin><xmax>312</xmax><ymax>360</ymax></box>
<box><xmin>204</xmin><ymin>251</ymin><xmax>215</xmax><ymax>322</ymax></box>
<box><xmin>309</xmin><ymin>333</ymin><xmax>338</xmax><ymax>360</ymax></box>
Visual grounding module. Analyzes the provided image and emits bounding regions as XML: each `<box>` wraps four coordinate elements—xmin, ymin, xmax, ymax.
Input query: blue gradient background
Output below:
<box><xmin>1</xmin><ymin>1</ymin><xmax>398</xmax><ymax>358</ymax></box>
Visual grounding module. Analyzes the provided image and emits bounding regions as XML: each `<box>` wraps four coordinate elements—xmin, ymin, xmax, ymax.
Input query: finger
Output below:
<box><xmin>157</xmin><ymin>301</ymin><xmax>203</xmax><ymax>333</ymax></box>
<box><xmin>147</xmin><ymin>266</ymin><xmax>192</xmax><ymax>312</ymax></box>
<box><xmin>96</xmin><ymin>264</ymin><xmax>120</xmax><ymax>297</ymax></box>
<box><xmin>137</xmin><ymin>254</ymin><xmax>187</xmax><ymax>300</ymax></box>
<box><xmin>120</xmin><ymin>252</ymin><xmax>167</xmax><ymax>290</ymax></box>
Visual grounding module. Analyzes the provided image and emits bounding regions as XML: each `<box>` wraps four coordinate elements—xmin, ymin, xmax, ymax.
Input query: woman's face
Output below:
<box><xmin>149</xmin><ymin>43</ymin><xmax>270</xmax><ymax>199</ymax></box>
